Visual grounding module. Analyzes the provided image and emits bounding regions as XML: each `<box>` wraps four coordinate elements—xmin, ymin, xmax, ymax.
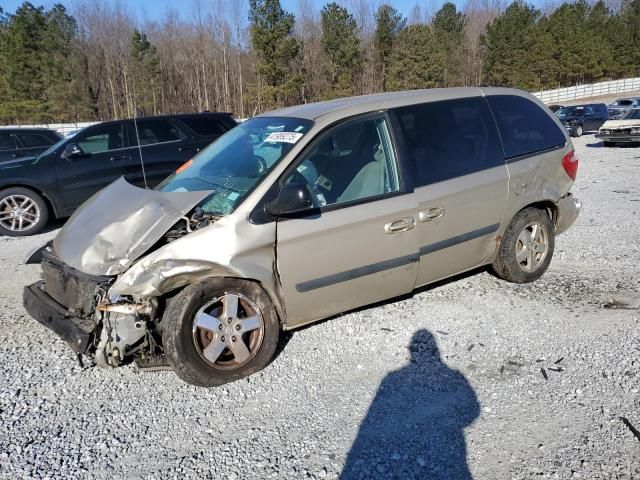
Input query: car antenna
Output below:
<box><xmin>132</xmin><ymin>106</ymin><xmax>148</xmax><ymax>189</ymax></box>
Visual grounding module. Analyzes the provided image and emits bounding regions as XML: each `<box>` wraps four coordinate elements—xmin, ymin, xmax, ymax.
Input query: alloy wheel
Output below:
<box><xmin>0</xmin><ymin>194</ymin><xmax>41</xmax><ymax>232</ymax></box>
<box><xmin>192</xmin><ymin>293</ymin><xmax>265</xmax><ymax>370</ymax></box>
<box><xmin>515</xmin><ymin>222</ymin><xmax>549</xmax><ymax>273</ymax></box>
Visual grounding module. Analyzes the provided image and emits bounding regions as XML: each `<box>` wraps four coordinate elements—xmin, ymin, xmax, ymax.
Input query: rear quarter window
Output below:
<box><xmin>487</xmin><ymin>95</ymin><xmax>566</xmax><ymax>159</ymax></box>
<box><xmin>180</xmin><ymin>117</ymin><xmax>236</xmax><ymax>137</ymax></box>
<box><xmin>0</xmin><ymin>133</ymin><xmax>16</xmax><ymax>150</ymax></box>
<box><xmin>393</xmin><ymin>97</ymin><xmax>504</xmax><ymax>187</ymax></box>
<box><xmin>16</xmin><ymin>133</ymin><xmax>55</xmax><ymax>148</ymax></box>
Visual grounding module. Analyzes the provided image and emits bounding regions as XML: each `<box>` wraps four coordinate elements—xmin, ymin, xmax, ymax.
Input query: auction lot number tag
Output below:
<box><xmin>265</xmin><ymin>132</ymin><xmax>304</xmax><ymax>144</ymax></box>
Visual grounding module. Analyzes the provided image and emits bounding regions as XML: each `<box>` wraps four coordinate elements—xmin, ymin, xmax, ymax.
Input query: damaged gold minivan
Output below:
<box><xmin>24</xmin><ymin>88</ymin><xmax>581</xmax><ymax>386</ymax></box>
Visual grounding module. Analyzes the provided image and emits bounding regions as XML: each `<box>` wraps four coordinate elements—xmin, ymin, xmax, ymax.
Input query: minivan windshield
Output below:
<box><xmin>158</xmin><ymin>116</ymin><xmax>313</xmax><ymax>215</ymax></box>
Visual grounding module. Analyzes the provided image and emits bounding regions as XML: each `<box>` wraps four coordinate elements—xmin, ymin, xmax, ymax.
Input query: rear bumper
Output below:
<box><xmin>555</xmin><ymin>193</ymin><xmax>581</xmax><ymax>235</ymax></box>
<box><xmin>23</xmin><ymin>282</ymin><xmax>96</xmax><ymax>354</ymax></box>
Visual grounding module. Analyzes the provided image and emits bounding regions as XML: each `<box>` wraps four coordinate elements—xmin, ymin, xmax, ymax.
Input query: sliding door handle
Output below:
<box><xmin>384</xmin><ymin>216</ymin><xmax>416</xmax><ymax>234</ymax></box>
<box><xmin>419</xmin><ymin>207</ymin><xmax>446</xmax><ymax>222</ymax></box>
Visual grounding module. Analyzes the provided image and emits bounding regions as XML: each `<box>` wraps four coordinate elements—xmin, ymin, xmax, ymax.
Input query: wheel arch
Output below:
<box><xmin>162</xmin><ymin>275</ymin><xmax>286</xmax><ymax>328</ymax></box>
<box><xmin>517</xmin><ymin>200</ymin><xmax>558</xmax><ymax>227</ymax></box>
<box><xmin>0</xmin><ymin>183</ymin><xmax>61</xmax><ymax>218</ymax></box>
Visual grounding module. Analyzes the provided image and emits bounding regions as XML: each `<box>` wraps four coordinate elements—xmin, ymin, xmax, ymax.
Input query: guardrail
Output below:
<box><xmin>533</xmin><ymin>78</ymin><xmax>640</xmax><ymax>104</ymax></box>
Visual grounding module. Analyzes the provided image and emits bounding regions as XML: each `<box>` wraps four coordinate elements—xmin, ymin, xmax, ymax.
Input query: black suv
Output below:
<box><xmin>0</xmin><ymin>128</ymin><xmax>63</xmax><ymax>163</ymax></box>
<box><xmin>555</xmin><ymin>103</ymin><xmax>608</xmax><ymax>137</ymax></box>
<box><xmin>0</xmin><ymin>113</ymin><xmax>237</xmax><ymax>236</ymax></box>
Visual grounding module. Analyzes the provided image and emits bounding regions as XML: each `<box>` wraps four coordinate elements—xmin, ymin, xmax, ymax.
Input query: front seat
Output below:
<box><xmin>338</xmin><ymin>145</ymin><xmax>386</xmax><ymax>203</ymax></box>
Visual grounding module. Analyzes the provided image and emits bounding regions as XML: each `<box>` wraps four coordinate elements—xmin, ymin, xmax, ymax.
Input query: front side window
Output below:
<box><xmin>488</xmin><ymin>95</ymin><xmax>566</xmax><ymax>159</ymax></box>
<box><xmin>75</xmin><ymin>124</ymin><xmax>125</xmax><ymax>154</ymax></box>
<box><xmin>158</xmin><ymin>116</ymin><xmax>313</xmax><ymax>215</ymax></box>
<box><xmin>394</xmin><ymin>97</ymin><xmax>504</xmax><ymax>187</ymax></box>
<box><xmin>282</xmin><ymin>115</ymin><xmax>400</xmax><ymax>208</ymax></box>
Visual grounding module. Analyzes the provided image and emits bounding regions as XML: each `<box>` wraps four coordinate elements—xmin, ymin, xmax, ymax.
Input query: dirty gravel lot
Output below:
<box><xmin>1</xmin><ymin>134</ymin><xmax>639</xmax><ymax>479</ymax></box>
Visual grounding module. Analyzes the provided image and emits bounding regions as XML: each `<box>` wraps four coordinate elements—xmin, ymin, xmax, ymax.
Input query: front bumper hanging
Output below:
<box><xmin>23</xmin><ymin>282</ymin><xmax>96</xmax><ymax>354</ymax></box>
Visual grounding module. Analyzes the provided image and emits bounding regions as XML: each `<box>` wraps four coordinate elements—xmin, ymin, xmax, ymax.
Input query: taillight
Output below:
<box><xmin>562</xmin><ymin>150</ymin><xmax>578</xmax><ymax>180</ymax></box>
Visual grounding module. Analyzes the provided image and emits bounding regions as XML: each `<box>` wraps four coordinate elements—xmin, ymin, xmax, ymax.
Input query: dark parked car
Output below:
<box><xmin>0</xmin><ymin>128</ymin><xmax>62</xmax><ymax>163</ymax></box>
<box><xmin>555</xmin><ymin>103</ymin><xmax>608</xmax><ymax>137</ymax></box>
<box><xmin>607</xmin><ymin>97</ymin><xmax>640</xmax><ymax>120</ymax></box>
<box><xmin>548</xmin><ymin>104</ymin><xmax>564</xmax><ymax>113</ymax></box>
<box><xmin>0</xmin><ymin>113</ymin><xmax>237</xmax><ymax>236</ymax></box>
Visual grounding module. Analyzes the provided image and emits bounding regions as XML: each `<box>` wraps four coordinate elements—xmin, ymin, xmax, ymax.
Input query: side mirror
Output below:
<box><xmin>265</xmin><ymin>182</ymin><xmax>313</xmax><ymax>216</ymax></box>
<box><xmin>62</xmin><ymin>143</ymin><xmax>84</xmax><ymax>159</ymax></box>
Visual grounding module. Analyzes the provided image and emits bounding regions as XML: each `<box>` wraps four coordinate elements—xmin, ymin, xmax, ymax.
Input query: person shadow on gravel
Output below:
<box><xmin>341</xmin><ymin>329</ymin><xmax>480</xmax><ymax>480</ymax></box>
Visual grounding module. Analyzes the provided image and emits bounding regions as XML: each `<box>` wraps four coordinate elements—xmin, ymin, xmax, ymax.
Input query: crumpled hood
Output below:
<box><xmin>52</xmin><ymin>177</ymin><xmax>212</xmax><ymax>276</ymax></box>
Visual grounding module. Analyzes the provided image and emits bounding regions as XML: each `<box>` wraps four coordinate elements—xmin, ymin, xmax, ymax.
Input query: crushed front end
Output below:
<box><xmin>23</xmin><ymin>248</ymin><xmax>160</xmax><ymax>367</ymax></box>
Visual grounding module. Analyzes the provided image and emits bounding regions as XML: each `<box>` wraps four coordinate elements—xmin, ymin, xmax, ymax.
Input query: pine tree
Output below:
<box><xmin>432</xmin><ymin>2</ymin><xmax>466</xmax><ymax>87</ymax></box>
<box><xmin>320</xmin><ymin>2</ymin><xmax>361</xmax><ymax>99</ymax></box>
<box><xmin>249</xmin><ymin>0</ymin><xmax>302</xmax><ymax>110</ymax></box>
<box><xmin>386</xmin><ymin>25</ymin><xmax>443</xmax><ymax>91</ymax></box>
<box><xmin>131</xmin><ymin>29</ymin><xmax>161</xmax><ymax>116</ymax></box>
<box><xmin>374</xmin><ymin>5</ymin><xmax>406</xmax><ymax>92</ymax></box>
<box><xmin>481</xmin><ymin>1</ymin><xmax>540</xmax><ymax>89</ymax></box>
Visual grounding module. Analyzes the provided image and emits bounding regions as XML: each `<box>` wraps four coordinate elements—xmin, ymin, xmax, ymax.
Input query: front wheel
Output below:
<box><xmin>492</xmin><ymin>207</ymin><xmax>555</xmax><ymax>284</ymax></box>
<box><xmin>163</xmin><ymin>278</ymin><xmax>280</xmax><ymax>387</ymax></box>
<box><xmin>0</xmin><ymin>187</ymin><xmax>49</xmax><ymax>236</ymax></box>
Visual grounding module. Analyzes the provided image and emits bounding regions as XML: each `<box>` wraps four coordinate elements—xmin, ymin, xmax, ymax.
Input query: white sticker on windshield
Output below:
<box><xmin>265</xmin><ymin>132</ymin><xmax>304</xmax><ymax>144</ymax></box>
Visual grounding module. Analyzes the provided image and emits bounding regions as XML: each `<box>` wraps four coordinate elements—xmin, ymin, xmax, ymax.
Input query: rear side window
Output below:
<box><xmin>16</xmin><ymin>133</ymin><xmax>54</xmax><ymax>148</ymax></box>
<box><xmin>393</xmin><ymin>97</ymin><xmax>504</xmax><ymax>187</ymax></box>
<box><xmin>487</xmin><ymin>95</ymin><xmax>565</xmax><ymax>159</ymax></box>
<box><xmin>0</xmin><ymin>133</ymin><xmax>15</xmax><ymax>150</ymax></box>
<box><xmin>180</xmin><ymin>117</ymin><xmax>235</xmax><ymax>137</ymax></box>
<box><xmin>131</xmin><ymin>119</ymin><xmax>182</xmax><ymax>146</ymax></box>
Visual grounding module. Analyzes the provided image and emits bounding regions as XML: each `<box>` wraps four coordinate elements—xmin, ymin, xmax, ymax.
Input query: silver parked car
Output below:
<box><xmin>24</xmin><ymin>88</ymin><xmax>581</xmax><ymax>387</ymax></box>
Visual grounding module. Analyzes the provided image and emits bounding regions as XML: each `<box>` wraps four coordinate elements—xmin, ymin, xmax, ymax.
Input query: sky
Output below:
<box><xmin>0</xmin><ymin>0</ymin><xmax>471</xmax><ymax>23</ymax></box>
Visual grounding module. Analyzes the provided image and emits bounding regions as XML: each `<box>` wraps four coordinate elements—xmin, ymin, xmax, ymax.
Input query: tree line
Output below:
<box><xmin>0</xmin><ymin>0</ymin><xmax>638</xmax><ymax>124</ymax></box>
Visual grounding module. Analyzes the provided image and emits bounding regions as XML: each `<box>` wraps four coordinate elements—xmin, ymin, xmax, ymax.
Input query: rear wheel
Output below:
<box><xmin>0</xmin><ymin>187</ymin><xmax>49</xmax><ymax>236</ymax></box>
<box><xmin>163</xmin><ymin>278</ymin><xmax>280</xmax><ymax>387</ymax></box>
<box><xmin>492</xmin><ymin>207</ymin><xmax>555</xmax><ymax>284</ymax></box>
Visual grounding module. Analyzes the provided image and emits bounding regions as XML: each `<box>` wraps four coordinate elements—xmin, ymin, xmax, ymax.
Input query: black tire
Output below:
<box><xmin>492</xmin><ymin>207</ymin><xmax>555</xmax><ymax>284</ymax></box>
<box><xmin>571</xmin><ymin>125</ymin><xmax>583</xmax><ymax>138</ymax></box>
<box><xmin>163</xmin><ymin>277</ymin><xmax>280</xmax><ymax>387</ymax></box>
<box><xmin>0</xmin><ymin>187</ymin><xmax>49</xmax><ymax>237</ymax></box>
<box><xmin>603</xmin><ymin>141</ymin><xmax>615</xmax><ymax>147</ymax></box>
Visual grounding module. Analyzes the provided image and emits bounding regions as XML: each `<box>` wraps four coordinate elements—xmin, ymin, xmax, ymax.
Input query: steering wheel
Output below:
<box><xmin>254</xmin><ymin>155</ymin><xmax>267</xmax><ymax>175</ymax></box>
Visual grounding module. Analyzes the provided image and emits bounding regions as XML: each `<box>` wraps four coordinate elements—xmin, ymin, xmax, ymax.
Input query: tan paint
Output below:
<box><xmin>105</xmin><ymin>87</ymin><xmax>581</xmax><ymax>332</ymax></box>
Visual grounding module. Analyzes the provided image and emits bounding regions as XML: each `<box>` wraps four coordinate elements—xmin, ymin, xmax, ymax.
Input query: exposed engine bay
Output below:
<box><xmin>27</xmin><ymin>208</ymin><xmax>223</xmax><ymax>370</ymax></box>
<box><xmin>163</xmin><ymin>208</ymin><xmax>222</xmax><ymax>243</ymax></box>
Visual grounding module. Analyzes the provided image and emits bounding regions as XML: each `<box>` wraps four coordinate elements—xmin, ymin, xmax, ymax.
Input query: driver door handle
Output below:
<box><xmin>109</xmin><ymin>155</ymin><xmax>129</xmax><ymax>161</ymax></box>
<box><xmin>384</xmin><ymin>216</ymin><xmax>416</xmax><ymax>234</ymax></box>
<box><xmin>178</xmin><ymin>145</ymin><xmax>195</xmax><ymax>152</ymax></box>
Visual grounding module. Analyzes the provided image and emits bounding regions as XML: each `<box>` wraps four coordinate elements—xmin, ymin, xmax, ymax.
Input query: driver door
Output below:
<box><xmin>274</xmin><ymin>114</ymin><xmax>419</xmax><ymax>327</ymax></box>
<box><xmin>55</xmin><ymin>123</ymin><xmax>142</xmax><ymax>210</ymax></box>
